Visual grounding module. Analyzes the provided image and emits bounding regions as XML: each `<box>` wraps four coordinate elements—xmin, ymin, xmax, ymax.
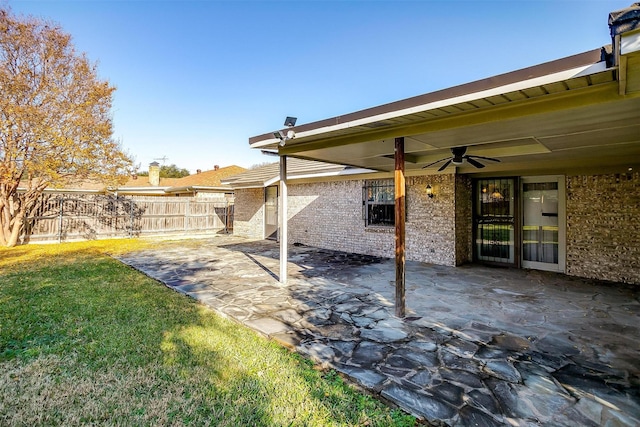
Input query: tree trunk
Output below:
<box><xmin>6</xmin><ymin>214</ymin><xmax>23</xmax><ymax>247</ymax></box>
<box><xmin>0</xmin><ymin>203</ymin><xmax>20</xmax><ymax>247</ymax></box>
<box><xmin>0</xmin><ymin>201</ymin><xmax>10</xmax><ymax>247</ymax></box>
<box><xmin>0</xmin><ymin>191</ymin><xmax>36</xmax><ymax>247</ymax></box>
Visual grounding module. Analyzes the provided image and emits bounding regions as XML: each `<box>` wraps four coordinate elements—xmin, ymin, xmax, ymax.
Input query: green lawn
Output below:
<box><xmin>0</xmin><ymin>240</ymin><xmax>415</xmax><ymax>426</ymax></box>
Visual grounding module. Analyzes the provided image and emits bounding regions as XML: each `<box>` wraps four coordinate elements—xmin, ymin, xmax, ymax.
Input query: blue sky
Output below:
<box><xmin>9</xmin><ymin>0</ymin><xmax>631</xmax><ymax>173</ymax></box>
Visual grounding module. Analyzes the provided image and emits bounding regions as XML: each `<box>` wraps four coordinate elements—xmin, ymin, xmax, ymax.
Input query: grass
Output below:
<box><xmin>0</xmin><ymin>239</ymin><xmax>416</xmax><ymax>426</ymax></box>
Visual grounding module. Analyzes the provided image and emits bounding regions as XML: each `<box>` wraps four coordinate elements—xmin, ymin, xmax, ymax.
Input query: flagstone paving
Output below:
<box><xmin>116</xmin><ymin>236</ymin><xmax>640</xmax><ymax>426</ymax></box>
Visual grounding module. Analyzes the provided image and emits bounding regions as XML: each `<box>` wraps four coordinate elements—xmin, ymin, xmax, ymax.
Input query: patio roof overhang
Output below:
<box><xmin>252</xmin><ymin>5</ymin><xmax>640</xmax><ymax>307</ymax></box>
<box><xmin>249</xmin><ymin>46</ymin><xmax>640</xmax><ymax>176</ymax></box>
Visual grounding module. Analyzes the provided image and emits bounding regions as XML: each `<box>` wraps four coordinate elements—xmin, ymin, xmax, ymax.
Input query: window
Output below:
<box><xmin>363</xmin><ymin>179</ymin><xmax>394</xmax><ymax>226</ymax></box>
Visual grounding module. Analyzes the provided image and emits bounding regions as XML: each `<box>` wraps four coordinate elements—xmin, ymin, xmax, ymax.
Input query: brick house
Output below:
<box><xmin>114</xmin><ymin>163</ymin><xmax>246</xmax><ymax>198</ymax></box>
<box><xmin>226</xmin><ymin>4</ymin><xmax>640</xmax><ymax>286</ymax></box>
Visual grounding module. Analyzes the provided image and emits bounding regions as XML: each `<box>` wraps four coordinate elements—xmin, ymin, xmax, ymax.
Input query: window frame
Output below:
<box><xmin>362</xmin><ymin>179</ymin><xmax>395</xmax><ymax>227</ymax></box>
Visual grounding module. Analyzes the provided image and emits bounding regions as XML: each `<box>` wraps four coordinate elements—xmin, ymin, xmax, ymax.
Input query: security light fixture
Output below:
<box><xmin>273</xmin><ymin>116</ymin><xmax>297</xmax><ymax>147</ymax></box>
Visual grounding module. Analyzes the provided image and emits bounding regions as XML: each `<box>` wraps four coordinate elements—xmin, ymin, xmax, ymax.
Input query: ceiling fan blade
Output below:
<box><xmin>468</xmin><ymin>155</ymin><xmax>500</xmax><ymax>163</ymax></box>
<box><xmin>438</xmin><ymin>160</ymin><xmax>453</xmax><ymax>171</ymax></box>
<box><xmin>422</xmin><ymin>157</ymin><xmax>449</xmax><ymax>169</ymax></box>
<box><xmin>466</xmin><ymin>157</ymin><xmax>486</xmax><ymax>168</ymax></box>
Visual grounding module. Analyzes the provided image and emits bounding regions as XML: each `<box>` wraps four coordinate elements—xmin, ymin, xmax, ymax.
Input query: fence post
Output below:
<box><xmin>129</xmin><ymin>196</ymin><xmax>134</xmax><ymax>238</ymax></box>
<box><xmin>185</xmin><ymin>199</ymin><xmax>190</xmax><ymax>232</ymax></box>
<box><xmin>58</xmin><ymin>197</ymin><xmax>64</xmax><ymax>243</ymax></box>
<box><xmin>224</xmin><ymin>200</ymin><xmax>229</xmax><ymax>234</ymax></box>
<box><xmin>206</xmin><ymin>201</ymin><xmax>209</xmax><ymax>230</ymax></box>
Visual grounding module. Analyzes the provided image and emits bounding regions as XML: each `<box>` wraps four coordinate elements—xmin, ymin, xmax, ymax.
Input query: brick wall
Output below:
<box><xmin>405</xmin><ymin>175</ymin><xmax>457</xmax><ymax>265</ymax></box>
<box><xmin>566</xmin><ymin>172</ymin><xmax>640</xmax><ymax>284</ymax></box>
<box><xmin>233</xmin><ymin>172</ymin><xmax>640</xmax><ymax>284</ymax></box>
<box><xmin>288</xmin><ymin>180</ymin><xmax>394</xmax><ymax>258</ymax></box>
<box><xmin>233</xmin><ymin>188</ymin><xmax>264</xmax><ymax>240</ymax></box>
<box><xmin>287</xmin><ymin>174</ymin><xmax>465</xmax><ymax>266</ymax></box>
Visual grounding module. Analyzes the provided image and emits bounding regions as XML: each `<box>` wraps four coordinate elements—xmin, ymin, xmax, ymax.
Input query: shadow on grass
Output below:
<box><xmin>0</xmin><ymin>245</ymin><xmax>411</xmax><ymax>426</ymax></box>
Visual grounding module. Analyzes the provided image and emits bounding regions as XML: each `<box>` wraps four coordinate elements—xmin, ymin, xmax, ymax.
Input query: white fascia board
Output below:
<box><xmin>252</xmin><ymin>138</ymin><xmax>282</xmax><ymax>149</ymax></box>
<box><xmin>227</xmin><ymin>183</ymin><xmax>265</xmax><ymax>189</ymax></box>
<box><xmin>165</xmin><ymin>186</ymin><xmax>229</xmax><ymax>193</ymax></box>
<box><xmin>621</xmin><ymin>30</ymin><xmax>640</xmax><ymax>55</ymax></box>
<box><xmin>264</xmin><ymin>176</ymin><xmax>280</xmax><ymax>187</ymax></box>
<box><xmin>117</xmin><ymin>186</ymin><xmax>172</xmax><ymax>191</ymax></box>
<box><xmin>251</xmin><ymin>62</ymin><xmax>609</xmax><ymax>147</ymax></box>
<box><xmin>115</xmin><ymin>187</ymin><xmax>171</xmax><ymax>195</ymax></box>
<box><xmin>262</xmin><ymin>167</ymin><xmax>377</xmax><ymax>187</ymax></box>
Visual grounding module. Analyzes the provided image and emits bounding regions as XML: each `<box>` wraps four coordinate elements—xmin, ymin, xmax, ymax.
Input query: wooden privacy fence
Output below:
<box><xmin>23</xmin><ymin>194</ymin><xmax>234</xmax><ymax>243</ymax></box>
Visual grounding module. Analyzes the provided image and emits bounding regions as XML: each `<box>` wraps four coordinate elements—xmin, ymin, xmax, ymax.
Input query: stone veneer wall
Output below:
<box><xmin>405</xmin><ymin>175</ymin><xmax>457</xmax><ymax>265</ymax></box>
<box><xmin>566</xmin><ymin>172</ymin><xmax>640</xmax><ymax>284</ymax></box>
<box><xmin>287</xmin><ymin>174</ymin><xmax>461</xmax><ymax>266</ymax></box>
<box><xmin>455</xmin><ymin>175</ymin><xmax>473</xmax><ymax>265</ymax></box>
<box><xmin>233</xmin><ymin>188</ymin><xmax>265</xmax><ymax>240</ymax></box>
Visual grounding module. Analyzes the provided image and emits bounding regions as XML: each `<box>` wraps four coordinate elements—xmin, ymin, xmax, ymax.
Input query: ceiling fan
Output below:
<box><xmin>422</xmin><ymin>146</ymin><xmax>500</xmax><ymax>171</ymax></box>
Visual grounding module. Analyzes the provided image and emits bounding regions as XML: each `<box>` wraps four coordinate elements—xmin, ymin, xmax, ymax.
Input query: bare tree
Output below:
<box><xmin>0</xmin><ymin>8</ymin><xmax>133</xmax><ymax>246</ymax></box>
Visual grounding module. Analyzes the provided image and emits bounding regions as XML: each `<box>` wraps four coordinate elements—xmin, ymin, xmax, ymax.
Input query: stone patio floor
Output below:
<box><xmin>116</xmin><ymin>235</ymin><xmax>640</xmax><ymax>426</ymax></box>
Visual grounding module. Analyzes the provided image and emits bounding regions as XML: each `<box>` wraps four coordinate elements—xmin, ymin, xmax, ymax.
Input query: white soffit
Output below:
<box><xmin>287</xmin><ymin>63</ymin><xmax>608</xmax><ymax>143</ymax></box>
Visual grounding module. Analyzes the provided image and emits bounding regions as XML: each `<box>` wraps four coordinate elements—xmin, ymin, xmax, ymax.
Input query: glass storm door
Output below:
<box><xmin>475</xmin><ymin>178</ymin><xmax>516</xmax><ymax>264</ymax></box>
<box><xmin>264</xmin><ymin>186</ymin><xmax>278</xmax><ymax>239</ymax></box>
<box><xmin>521</xmin><ymin>176</ymin><xmax>565</xmax><ymax>272</ymax></box>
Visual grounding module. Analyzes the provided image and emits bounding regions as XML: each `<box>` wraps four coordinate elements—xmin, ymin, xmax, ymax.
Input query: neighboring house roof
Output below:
<box><xmin>43</xmin><ymin>180</ymin><xmax>107</xmax><ymax>193</ymax></box>
<box><xmin>19</xmin><ymin>178</ymin><xmax>112</xmax><ymax>194</ymax></box>
<box><xmin>221</xmin><ymin>158</ymin><xmax>374</xmax><ymax>189</ymax></box>
<box><xmin>122</xmin><ymin>176</ymin><xmax>181</xmax><ymax>187</ymax></box>
<box><xmin>115</xmin><ymin>165</ymin><xmax>247</xmax><ymax>195</ymax></box>
<box><xmin>171</xmin><ymin>165</ymin><xmax>247</xmax><ymax>187</ymax></box>
<box><xmin>248</xmin><ymin>9</ymin><xmax>640</xmax><ymax>176</ymax></box>
<box><xmin>24</xmin><ymin>165</ymin><xmax>247</xmax><ymax>195</ymax></box>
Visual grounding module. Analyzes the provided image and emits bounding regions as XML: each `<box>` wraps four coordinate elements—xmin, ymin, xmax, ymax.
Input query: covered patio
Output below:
<box><xmin>244</xmin><ymin>3</ymin><xmax>640</xmax><ymax>318</ymax></box>
<box><xmin>117</xmin><ymin>236</ymin><xmax>640</xmax><ymax>426</ymax></box>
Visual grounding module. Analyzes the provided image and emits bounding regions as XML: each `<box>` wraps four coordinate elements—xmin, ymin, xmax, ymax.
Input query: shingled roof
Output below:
<box><xmin>221</xmin><ymin>158</ymin><xmax>373</xmax><ymax>189</ymax></box>
<box><xmin>171</xmin><ymin>165</ymin><xmax>247</xmax><ymax>187</ymax></box>
<box><xmin>25</xmin><ymin>165</ymin><xmax>247</xmax><ymax>195</ymax></box>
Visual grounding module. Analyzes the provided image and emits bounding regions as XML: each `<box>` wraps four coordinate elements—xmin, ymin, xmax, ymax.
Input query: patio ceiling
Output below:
<box><xmin>250</xmin><ymin>47</ymin><xmax>640</xmax><ymax>176</ymax></box>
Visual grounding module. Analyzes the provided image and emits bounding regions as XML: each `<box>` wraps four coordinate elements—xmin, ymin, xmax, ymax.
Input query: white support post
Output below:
<box><xmin>279</xmin><ymin>155</ymin><xmax>288</xmax><ymax>284</ymax></box>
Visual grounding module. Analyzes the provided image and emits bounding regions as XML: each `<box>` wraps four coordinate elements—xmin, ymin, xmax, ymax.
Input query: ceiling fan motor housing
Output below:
<box><xmin>451</xmin><ymin>146</ymin><xmax>467</xmax><ymax>164</ymax></box>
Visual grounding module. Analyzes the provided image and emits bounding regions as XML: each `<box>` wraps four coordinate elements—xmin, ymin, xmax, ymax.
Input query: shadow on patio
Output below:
<box><xmin>117</xmin><ymin>236</ymin><xmax>640</xmax><ymax>426</ymax></box>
